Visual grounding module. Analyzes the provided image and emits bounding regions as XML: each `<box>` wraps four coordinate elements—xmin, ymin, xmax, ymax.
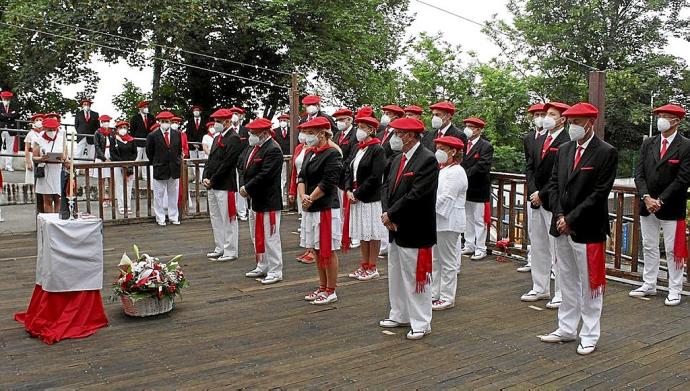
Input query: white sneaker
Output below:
<box><xmin>357</xmin><ymin>269</ymin><xmax>380</xmax><ymax>281</ymax></box>
<box><xmin>629</xmin><ymin>286</ymin><xmax>657</xmax><ymax>298</ymax></box>
<box><xmin>245</xmin><ymin>268</ymin><xmax>266</xmax><ymax>278</ymax></box>
<box><xmin>261</xmin><ymin>275</ymin><xmax>282</xmax><ymax>285</ymax></box>
<box><xmin>432</xmin><ymin>300</ymin><xmax>455</xmax><ymax>311</ymax></box>
<box><xmin>217</xmin><ymin>255</ymin><xmax>237</xmax><ymax>262</ymax></box>
<box><xmin>171</xmin><ymin>220</ymin><xmax>180</xmax><ymax>225</ymax></box>
<box><xmin>304</xmin><ymin>288</ymin><xmax>325</xmax><ymax>301</ymax></box>
<box><xmin>517</xmin><ymin>265</ymin><xmax>531</xmax><ymax>272</ymax></box>
<box><xmin>461</xmin><ymin>248</ymin><xmax>474</xmax><ymax>255</ymax></box>
<box><xmin>521</xmin><ymin>290</ymin><xmax>550</xmax><ymax>302</ymax></box>
<box><xmin>539</xmin><ymin>331</ymin><xmax>576</xmax><ymax>343</ymax></box>
<box><xmin>348</xmin><ymin>265</ymin><xmax>365</xmax><ymax>279</ymax></box>
<box><xmin>157</xmin><ymin>221</ymin><xmax>166</xmax><ymax>227</ymax></box>
<box><xmin>545</xmin><ymin>298</ymin><xmax>562</xmax><ymax>309</ymax></box>
<box><xmin>577</xmin><ymin>343</ymin><xmax>596</xmax><ymax>355</ymax></box>
<box><xmin>470</xmin><ymin>252</ymin><xmax>487</xmax><ymax>261</ymax></box>
<box><xmin>665</xmin><ymin>293</ymin><xmax>682</xmax><ymax>306</ymax></box>
<box><xmin>312</xmin><ymin>291</ymin><xmax>337</xmax><ymax>305</ymax></box>
<box><xmin>206</xmin><ymin>251</ymin><xmax>222</xmax><ymax>259</ymax></box>
<box><xmin>379</xmin><ymin>319</ymin><xmax>409</xmax><ymax>328</ymax></box>
<box><xmin>406</xmin><ymin>329</ymin><xmax>431</xmax><ymax>340</ymax></box>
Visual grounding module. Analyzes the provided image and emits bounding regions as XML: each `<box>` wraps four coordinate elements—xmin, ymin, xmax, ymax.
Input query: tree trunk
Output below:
<box><xmin>151</xmin><ymin>45</ymin><xmax>163</xmax><ymax>111</ymax></box>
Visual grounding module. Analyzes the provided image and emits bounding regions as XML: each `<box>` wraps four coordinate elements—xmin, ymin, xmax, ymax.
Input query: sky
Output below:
<box><xmin>60</xmin><ymin>0</ymin><xmax>690</xmax><ymax>120</ymax></box>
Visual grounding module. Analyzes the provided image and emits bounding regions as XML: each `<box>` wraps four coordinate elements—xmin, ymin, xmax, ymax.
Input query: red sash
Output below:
<box><xmin>416</xmin><ymin>248</ymin><xmax>433</xmax><ymax>293</ymax></box>
<box><xmin>318</xmin><ymin>209</ymin><xmax>333</xmax><ymax>268</ymax></box>
<box><xmin>484</xmin><ymin>202</ymin><xmax>491</xmax><ymax>226</ymax></box>
<box><xmin>13</xmin><ymin>136</ymin><xmax>19</xmax><ymax>153</ymax></box>
<box><xmin>674</xmin><ymin>219</ymin><xmax>688</xmax><ymax>270</ymax></box>
<box><xmin>342</xmin><ymin>190</ymin><xmax>351</xmax><ymax>252</ymax></box>
<box><xmin>227</xmin><ymin>192</ymin><xmax>237</xmax><ymax>221</ymax></box>
<box><xmin>254</xmin><ymin>211</ymin><xmax>277</xmax><ymax>261</ymax></box>
<box><xmin>586</xmin><ymin>242</ymin><xmax>606</xmax><ymax>297</ymax></box>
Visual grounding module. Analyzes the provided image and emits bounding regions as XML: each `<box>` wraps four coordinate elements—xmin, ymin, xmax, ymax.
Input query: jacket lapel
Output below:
<box><xmin>651</xmin><ymin>135</ymin><xmax>661</xmax><ymax>164</ymax></box>
<box><xmin>467</xmin><ymin>137</ymin><xmax>482</xmax><ymax>156</ymax></box>
<box><xmin>657</xmin><ymin>133</ymin><xmax>680</xmax><ymax>167</ymax></box>
<box><xmin>567</xmin><ymin>136</ymin><xmax>600</xmax><ymax>183</ymax></box>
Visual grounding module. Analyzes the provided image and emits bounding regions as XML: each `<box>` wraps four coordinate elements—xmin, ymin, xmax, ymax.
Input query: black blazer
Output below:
<box><xmin>130</xmin><ymin>112</ymin><xmax>156</xmax><ymax>147</ymax></box>
<box><xmin>421</xmin><ymin>124</ymin><xmax>468</xmax><ymax>152</ymax></box>
<box><xmin>377</xmin><ymin>126</ymin><xmax>397</xmax><ymax>160</ymax></box>
<box><xmin>243</xmin><ymin>139</ymin><xmax>284</xmax><ymax>212</ymax></box>
<box><xmin>110</xmin><ymin>137</ymin><xmax>137</xmax><ymax>162</ymax></box>
<box><xmin>185</xmin><ymin>115</ymin><xmax>208</xmax><ymax>145</ymax></box>
<box><xmin>547</xmin><ymin>135</ymin><xmax>618</xmax><ymax>243</ymax></box>
<box><xmin>334</xmin><ymin>126</ymin><xmax>358</xmax><ymax>189</ymax></box>
<box><xmin>526</xmin><ymin>129</ymin><xmax>570</xmax><ymax>211</ymax></box>
<box><xmin>145</xmin><ymin>129</ymin><xmax>183</xmax><ymax>180</ymax></box>
<box><xmin>635</xmin><ymin>133</ymin><xmax>690</xmax><ymax>220</ymax></box>
<box><xmin>299</xmin><ymin>112</ymin><xmax>338</xmax><ymax>134</ymax></box>
<box><xmin>345</xmin><ymin>143</ymin><xmax>386</xmax><ymax>203</ymax></box>
<box><xmin>298</xmin><ymin>147</ymin><xmax>342</xmax><ymax>212</ymax></box>
<box><xmin>523</xmin><ymin>130</ymin><xmax>540</xmax><ymax>173</ymax></box>
<box><xmin>74</xmin><ymin>110</ymin><xmax>100</xmax><ymax>144</ymax></box>
<box><xmin>0</xmin><ymin>103</ymin><xmax>18</xmax><ymax>133</ymax></box>
<box><xmin>273</xmin><ymin>126</ymin><xmax>291</xmax><ymax>155</ymax></box>
<box><xmin>93</xmin><ymin>130</ymin><xmax>113</xmax><ymax>161</ymax></box>
<box><xmin>461</xmin><ymin>137</ymin><xmax>494</xmax><ymax>202</ymax></box>
<box><xmin>203</xmin><ymin>130</ymin><xmax>243</xmax><ymax>191</ymax></box>
<box><xmin>383</xmin><ymin>144</ymin><xmax>438</xmax><ymax>248</ymax></box>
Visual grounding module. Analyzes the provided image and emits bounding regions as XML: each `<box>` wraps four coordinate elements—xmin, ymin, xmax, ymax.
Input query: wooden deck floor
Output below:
<box><xmin>1</xmin><ymin>214</ymin><xmax>689</xmax><ymax>389</ymax></box>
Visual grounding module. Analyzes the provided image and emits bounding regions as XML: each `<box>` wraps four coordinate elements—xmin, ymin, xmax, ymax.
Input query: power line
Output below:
<box><xmin>0</xmin><ymin>21</ymin><xmax>290</xmax><ymax>90</ymax></box>
<box><xmin>0</xmin><ymin>5</ymin><xmax>294</xmax><ymax>77</ymax></box>
<box><xmin>413</xmin><ymin>0</ymin><xmax>599</xmax><ymax>71</ymax></box>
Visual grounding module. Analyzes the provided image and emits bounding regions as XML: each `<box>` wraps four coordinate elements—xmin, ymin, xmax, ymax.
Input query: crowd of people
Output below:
<box><xmin>0</xmin><ymin>89</ymin><xmax>688</xmax><ymax>352</ymax></box>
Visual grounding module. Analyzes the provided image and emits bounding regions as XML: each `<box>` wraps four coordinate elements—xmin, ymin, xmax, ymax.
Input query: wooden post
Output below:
<box><xmin>588</xmin><ymin>71</ymin><xmax>606</xmax><ymax>139</ymax></box>
<box><xmin>289</xmin><ymin>72</ymin><xmax>299</xmax><ymax>155</ymax></box>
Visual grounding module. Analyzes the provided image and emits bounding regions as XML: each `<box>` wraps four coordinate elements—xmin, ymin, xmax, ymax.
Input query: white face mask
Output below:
<box><xmin>82</xmin><ymin>106</ymin><xmax>90</xmax><ymax>112</ymax></box>
<box><xmin>542</xmin><ymin>116</ymin><xmax>557</xmax><ymax>131</ymax></box>
<box><xmin>118</xmin><ymin>128</ymin><xmax>128</xmax><ymax>136</ymax></box>
<box><xmin>248</xmin><ymin>133</ymin><xmax>261</xmax><ymax>146</ymax></box>
<box><xmin>435</xmin><ymin>149</ymin><xmax>449</xmax><ymax>164</ymax></box>
<box><xmin>337</xmin><ymin>121</ymin><xmax>347</xmax><ymax>131</ymax></box>
<box><xmin>101</xmin><ymin>122</ymin><xmax>110</xmax><ymax>128</ymax></box>
<box><xmin>533</xmin><ymin>117</ymin><xmax>544</xmax><ymax>129</ymax></box>
<box><xmin>431</xmin><ymin>115</ymin><xmax>444</xmax><ymax>129</ymax></box>
<box><xmin>657</xmin><ymin>118</ymin><xmax>673</xmax><ymax>133</ymax></box>
<box><xmin>2</xmin><ymin>100</ymin><xmax>10</xmax><ymax>106</ymax></box>
<box><xmin>389</xmin><ymin>133</ymin><xmax>403</xmax><ymax>151</ymax></box>
<box><xmin>568</xmin><ymin>124</ymin><xmax>587</xmax><ymax>141</ymax></box>
<box><xmin>279</xmin><ymin>120</ymin><xmax>288</xmax><ymax>128</ymax></box>
<box><xmin>463</xmin><ymin>127</ymin><xmax>474</xmax><ymax>139</ymax></box>
<box><xmin>306</xmin><ymin>105</ymin><xmax>318</xmax><ymax>115</ymax></box>
<box><xmin>213</xmin><ymin>122</ymin><xmax>225</xmax><ymax>133</ymax></box>
<box><xmin>356</xmin><ymin>128</ymin><xmax>368</xmax><ymax>142</ymax></box>
<box><xmin>231</xmin><ymin>113</ymin><xmax>239</xmax><ymax>124</ymax></box>
<box><xmin>171</xmin><ymin>123</ymin><xmax>180</xmax><ymax>131</ymax></box>
<box><xmin>305</xmin><ymin>134</ymin><xmax>319</xmax><ymax>147</ymax></box>
<box><xmin>298</xmin><ymin>132</ymin><xmax>307</xmax><ymax>144</ymax></box>
<box><xmin>46</xmin><ymin>130</ymin><xmax>56</xmax><ymax>138</ymax></box>
<box><xmin>380</xmin><ymin>114</ymin><xmax>391</xmax><ymax>127</ymax></box>
<box><xmin>193</xmin><ymin>111</ymin><xmax>201</xmax><ymax>117</ymax></box>
<box><xmin>160</xmin><ymin>123</ymin><xmax>171</xmax><ymax>131</ymax></box>
<box><xmin>33</xmin><ymin>121</ymin><xmax>43</xmax><ymax>129</ymax></box>
<box><xmin>141</xmin><ymin>108</ymin><xmax>149</xmax><ymax>114</ymax></box>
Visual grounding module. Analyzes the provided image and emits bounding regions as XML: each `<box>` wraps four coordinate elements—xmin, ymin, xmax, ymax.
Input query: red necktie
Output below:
<box><xmin>393</xmin><ymin>154</ymin><xmax>407</xmax><ymax>190</ymax></box>
<box><xmin>541</xmin><ymin>135</ymin><xmax>553</xmax><ymax>158</ymax></box>
<box><xmin>246</xmin><ymin>145</ymin><xmax>260</xmax><ymax>169</ymax></box>
<box><xmin>85</xmin><ymin>112</ymin><xmax>90</xmax><ymax>122</ymax></box>
<box><xmin>164</xmin><ymin>131</ymin><xmax>170</xmax><ymax>147</ymax></box>
<box><xmin>436</xmin><ymin>130</ymin><xmax>442</xmax><ymax>139</ymax></box>
<box><xmin>143</xmin><ymin>114</ymin><xmax>149</xmax><ymax>130</ymax></box>
<box><xmin>196</xmin><ymin>118</ymin><xmax>200</xmax><ymax>129</ymax></box>
<box><xmin>282</xmin><ymin>129</ymin><xmax>287</xmax><ymax>139</ymax></box>
<box><xmin>339</xmin><ymin>131</ymin><xmax>346</xmax><ymax>144</ymax></box>
<box><xmin>661</xmin><ymin>138</ymin><xmax>669</xmax><ymax>158</ymax></box>
<box><xmin>466</xmin><ymin>140</ymin><xmax>473</xmax><ymax>154</ymax></box>
<box><xmin>382</xmin><ymin>129</ymin><xmax>392</xmax><ymax>144</ymax></box>
<box><xmin>573</xmin><ymin>146</ymin><xmax>584</xmax><ymax>171</ymax></box>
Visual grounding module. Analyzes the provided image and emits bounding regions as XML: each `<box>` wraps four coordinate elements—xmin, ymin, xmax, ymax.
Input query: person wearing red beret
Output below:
<box><xmin>93</xmin><ymin>115</ymin><xmax>114</xmax><ymax>181</ymax></box>
<box><xmin>228</xmin><ymin>107</ymin><xmax>251</xmax><ymax>222</ymax></box>
<box><xmin>199</xmin><ymin>121</ymin><xmax>217</xmax><ymax>179</ymax></box>
<box><xmin>273</xmin><ymin>113</ymin><xmax>292</xmax><ymax>206</ymax></box>
<box><xmin>377</xmin><ymin>104</ymin><xmax>405</xmax><ymax>159</ymax></box>
<box><xmin>379</xmin><ymin>117</ymin><xmax>438</xmax><ymax>340</ymax></box>
<box><xmin>460</xmin><ymin>117</ymin><xmax>493</xmax><ymax>261</ymax></box>
<box><xmin>431</xmin><ymin>136</ymin><xmax>467</xmax><ymax>311</ymax></box>
<box><xmin>185</xmin><ymin>105</ymin><xmax>206</xmax><ymax>161</ymax></box>
<box><xmin>298</xmin><ymin>95</ymin><xmax>338</xmax><ymax>134</ymax></box>
<box><xmin>630</xmin><ymin>103</ymin><xmax>690</xmax><ymax>307</ymax></box>
<box><xmin>24</xmin><ymin>114</ymin><xmax>44</xmax><ymax>185</ymax></box>
<box><xmin>333</xmin><ymin>108</ymin><xmax>361</xmax><ymax>251</ymax></box>
<box><xmin>290</xmin><ymin>125</ymin><xmax>316</xmax><ymax>263</ymax></box>
<box><xmin>32</xmin><ymin>118</ymin><xmax>67</xmax><ymax>213</ymax></box>
<box><xmin>421</xmin><ymin>101</ymin><xmax>467</xmax><ymax>152</ymax></box>
<box><xmin>203</xmin><ymin>109</ymin><xmax>245</xmax><ymax>261</ymax></box>
<box><xmin>240</xmin><ymin>118</ymin><xmax>285</xmax><ymax>285</ymax></box>
<box><xmin>298</xmin><ymin>116</ymin><xmax>344</xmax><ymax>305</ymax></box>
<box><xmin>404</xmin><ymin>105</ymin><xmax>423</xmax><ymax>120</ymax></box>
<box><xmin>146</xmin><ymin>111</ymin><xmax>184</xmax><ymax>226</ymax></box>
<box><xmin>72</xmin><ymin>98</ymin><xmax>99</xmax><ymax>166</ymax></box>
<box><xmin>110</xmin><ymin>121</ymin><xmax>137</xmax><ymax>215</ymax></box>
<box><xmin>539</xmin><ymin>102</ymin><xmax>617</xmax><ymax>355</ymax></box>
<box><xmin>0</xmin><ymin>91</ymin><xmax>19</xmax><ymax>171</ymax></box>
<box><xmin>344</xmin><ymin>116</ymin><xmax>387</xmax><ymax>281</ymax></box>
<box><xmin>129</xmin><ymin>101</ymin><xmax>156</xmax><ymax>180</ymax></box>
<box><xmin>521</xmin><ymin>102</ymin><xmax>570</xmax><ymax>308</ymax></box>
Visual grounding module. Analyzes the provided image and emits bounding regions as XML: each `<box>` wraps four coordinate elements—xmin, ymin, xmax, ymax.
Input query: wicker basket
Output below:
<box><xmin>120</xmin><ymin>295</ymin><xmax>174</xmax><ymax>317</ymax></box>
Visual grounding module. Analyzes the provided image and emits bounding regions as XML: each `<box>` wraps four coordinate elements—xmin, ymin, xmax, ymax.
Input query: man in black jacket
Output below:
<box><xmin>460</xmin><ymin>117</ymin><xmax>493</xmax><ymax>260</ymax></box>
<box><xmin>298</xmin><ymin>95</ymin><xmax>337</xmax><ymax>133</ymax></box>
<box><xmin>539</xmin><ymin>102</ymin><xmax>617</xmax><ymax>356</ymax></box>
<box><xmin>130</xmin><ymin>101</ymin><xmax>156</xmax><ymax>179</ymax></box>
<box><xmin>185</xmin><ymin>105</ymin><xmax>206</xmax><ymax>160</ymax></box>
<box><xmin>379</xmin><ymin>117</ymin><xmax>439</xmax><ymax>341</ymax></box>
<box><xmin>377</xmin><ymin>104</ymin><xmax>405</xmax><ymax>160</ymax></box>
<box><xmin>0</xmin><ymin>90</ymin><xmax>19</xmax><ymax>171</ymax></box>
<box><xmin>73</xmin><ymin>98</ymin><xmax>100</xmax><ymax>162</ymax></box>
<box><xmin>273</xmin><ymin>113</ymin><xmax>291</xmax><ymax>205</ymax></box>
<box><xmin>146</xmin><ymin>111</ymin><xmax>183</xmax><ymax>226</ymax></box>
<box><xmin>203</xmin><ymin>109</ymin><xmax>244</xmax><ymax>262</ymax></box>
<box><xmin>631</xmin><ymin>103</ymin><xmax>690</xmax><ymax>306</ymax></box>
<box><xmin>240</xmin><ymin>118</ymin><xmax>285</xmax><ymax>285</ymax></box>
<box><xmin>521</xmin><ymin>102</ymin><xmax>570</xmax><ymax>308</ymax></box>
<box><xmin>421</xmin><ymin>101</ymin><xmax>467</xmax><ymax>152</ymax></box>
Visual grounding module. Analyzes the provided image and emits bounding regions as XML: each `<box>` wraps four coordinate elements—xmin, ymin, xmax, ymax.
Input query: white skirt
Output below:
<box><xmin>300</xmin><ymin>209</ymin><xmax>342</xmax><ymax>251</ymax></box>
<box><xmin>90</xmin><ymin>158</ymin><xmax>111</xmax><ymax>178</ymax></box>
<box><xmin>349</xmin><ymin>200</ymin><xmax>387</xmax><ymax>241</ymax></box>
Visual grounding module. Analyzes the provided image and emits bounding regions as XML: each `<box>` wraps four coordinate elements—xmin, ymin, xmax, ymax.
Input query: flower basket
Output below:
<box><xmin>120</xmin><ymin>295</ymin><xmax>174</xmax><ymax>317</ymax></box>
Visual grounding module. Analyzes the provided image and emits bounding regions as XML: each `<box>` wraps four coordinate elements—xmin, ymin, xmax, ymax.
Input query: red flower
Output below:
<box><xmin>167</xmin><ymin>285</ymin><xmax>176</xmax><ymax>293</ymax></box>
<box><xmin>124</xmin><ymin>273</ymin><xmax>134</xmax><ymax>282</ymax></box>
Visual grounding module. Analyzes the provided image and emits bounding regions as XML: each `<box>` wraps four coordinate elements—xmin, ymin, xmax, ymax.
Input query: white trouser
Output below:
<box><xmin>281</xmin><ymin>162</ymin><xmax>288</xmax><ymax>207</ymax></box>
<box><xmin>432</xmin><ymin>231</ymin><xmax>460</xmax><ymax>303</ymax></box>
<box><xmin>249</xmin><ymin>210</ymin><xmax>283</xmax><ymax>278</ymax></box>
<box><xmin>388</xmin><ymin>242</ymin><xmax>432</xmax><ymax>332</ymax></box>
<box><xmin>338</xmin><ymin>189</ymin><xmax>360</xmax><ymax>246</ymax></box>
<box><xmin>136</xmin><ymin>147</ymin><xmax>148</xmax><ymax>179</ymax></box>
<box><xmin>208</xmin><ymin>189</ymin><xmax>239</xmax><ymax>257</ymax></box>
<box><xmin>530</xmin><ymin>207</ymin><xmax>561</xmax><ymax>299</ymax></box>
<box><xmin>555</xmin><ymin>235</ymin><xmax>603</xmax><ymax>346</ymax></box>
<box><xmin>152</xmin><ymin>178</ymin><xmax>179</xmax><ymax>223</ymax></box>
<box><xmin>1</xmin><ymin>131</ymin><xmax>15</xmax><ymax>169</ymax></box>
<box><xmin>114</xmin><ymin>168</ymin><xmax>134</xmax><ymax>212</ymax></box>
<box><xmin>464</xmin><ymin>201</ymin><xmax>488</xmax><ymax>254</ymax></box>
<box><xmin>235</xmin><ymin>170</ymin><xmax>247</xmax><ymax>219</ymax></box>
<box><xmin>525</xmin><ymin>205</ymin><xmax>533</xmax><ymax>267</ymax></box>
<box><xmin>75</xmin><ymin>138</ymin><xmax>87</xmax><ymax>160</ymax></box>
<box><xmin>640</xmin><ymin>215</ymin><xmax>686</xmax><ymax>295</ymax></box>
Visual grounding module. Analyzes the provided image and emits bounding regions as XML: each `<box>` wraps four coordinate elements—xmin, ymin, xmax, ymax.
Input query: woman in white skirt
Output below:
<box><xmin>298</xmin><ymin>116</ymin><xmax>343</xmax><ymax>305</ymax></box>
<box><xmin>345</xmin><ymin>116</ymin><xmax>387</xmax><ymax>281</ymax></box>
<box><xmin>199</xmin><ymin>121</ymin><xmax>216</xmax><ymax>179</ymax></box>
<box><xmin>24</xmin><ymin>113</ymin><xmax>44</xmax><ymax>185</ymax></box>
<box><xmin>289</xmin><ymin>131</ymin><xmax>314</xmax><ymax>263</ymax></box>
<box><xmin>32</xmin><ymin>118</ymin><xmax>67</xmax><ymax>213</ymax></box>
<box><xmin>431</xmin><ymin>136</ymin><xmax>468</xmax><ymax>311</ymax></box>
<box><xmin>93</xmin><ymin>115</ymin><xmax>114</xmax><ymax>207</ymax></box>
<box><xmin>110</xmin><ymin>121</ymin><xmax>137</xmax><ymax>215</ymax></box>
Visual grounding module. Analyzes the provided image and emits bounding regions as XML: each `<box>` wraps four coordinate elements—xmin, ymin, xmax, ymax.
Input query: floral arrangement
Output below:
<box><xmin>113</xmin><ymin>245</ymin><xmax>188</xmax><ymax>302</ymax></box>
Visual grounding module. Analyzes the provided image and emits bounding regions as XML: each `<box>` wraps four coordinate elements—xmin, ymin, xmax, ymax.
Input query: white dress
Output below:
<box><xmin>349</xmin><ymin>147</ymin><xmax>387</xmax><ymax>241</ymax></box>
<box><xmin>436</xmin><ymin>164</ymin><xmax>468</xmax><ymax>233</ymax></box>
<box><xmin>24</xmin><ymin>130</ymin><xmax>41</xmax><ymax>184</ymax></box>
<box><xmin>34</xmin><ymin>131</ymin><xmax>65</xmax><ymax>195</ymax></box>
<box><xmin>300</xmin><ymin>208</ymin><xmax>343</xmax><ymax>251</ymax></box>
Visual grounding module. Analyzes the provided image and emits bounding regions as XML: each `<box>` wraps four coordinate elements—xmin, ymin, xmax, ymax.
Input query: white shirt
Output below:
<box><xmin>351</xmin><ymin>146</ymin><xmax>367</xmax><ymax>182</ymax></box>
<box><xmin>545</xmin><ymin>127</ymin><xmax>564</xmax><ymax>143</ymax></box>
<box><xmin>436</xmin><ymin>123</ymin><xmax>451</xmax><ymax>137</ymax></box>
<box><xmin>339</xmin><ymin>125</ymin><xmax>353</xmax><ymax>142</ymax></box>
<box><xmin>402</xmin><ymin>141</ymin><xmax>421</xmax><ymax>169</ymax></box>
<box><xmin>201</xmin><ymin>133</ymin><xmax>214</xmax><ymax>154</ymax></box>
<box><xmin>295</xmin><ymin>145</ymin><xmax>307</xmax><ymax>173</ymax></box>
<box><xmin>661</xmin><ymin>131</ymin><xmax>677</xmax><ymax>154</ymax></box>
<box><xmin>436</xmin><ymin>164</ymin><xmax>468</xmax><ymax>233</ymax></box>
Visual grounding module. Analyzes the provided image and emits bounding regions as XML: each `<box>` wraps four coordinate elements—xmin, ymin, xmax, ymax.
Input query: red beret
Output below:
<box><xmin>543</xmin><ymin>102</ymin><xmax>571</xmax><ymax>114</ymax></box>
<box><xmin>356</xmin><ymin>106</ymin><xmax>374</xmax><ymax>118</ymax></box>
<box><xmin>434</xmin><ymin>136</ymin><xmax>465</xmax><ymax>150</ymax></box>
<box><xmin>429</xmin><ymin>101</ymin><xmax>456</xmax><ymax>115</ymax></box>
<box><xmin>45</xmin><ymin>112</ymin><xmax>60</xmax><ymax>119</ymax></box>
<box><xmin>206</xmin><ymin>121</ymin><xmax>216</xmax><ymax>128</ymax></box>
<box><xmin>389</xmin><ymin>117</ymin><xmax>425</xmax><ymax>133</ymax></box>
<box><xmin>463</xmin><ymin>117</ymin><xmax>486</xmax><ymax>129</ymax></box>
<box><xmin>246</xmin><ymin>118</ymin><xmax>273</xmax><ymax>130</ymax></box>
<box><xmin>229</xmin><ymin>106</ymin><xmax>246</xmax><ymax>115</ymax></box>
<box><xmin>302</xmin><ymin>95</ymin><xmax>321</xmax><ymax>105</ymax></box>
<box><xmin>355</xmin><ymin>116</ymin><xmax>380</xmax><ymax>129</ymax></box>
<box><xmin>562</xmin><ymin>102</ymin><xmax>599</xmax><ymax>118</ymax></box>
<box><xmin>155</xmin><ymin>111</ymin><xmax>175</xmax><ymax>120</ymax></box>
<box><xmin>277</xmin><ymin>113</ymin><xmax>290</xmax><ymax>120</ymax></box>
<box><xmin>332</xmin><ymin>108</ymin><xmax>353</xmax><ymax>118</ymax></box>
<box><xmin>404</xmin><ymin>105</ymin><xmax>423</xmax><ymax>115</ymax></box>
<box><xmin>30</xmin><ymin>113</ymin><xmax>44</xmax><ymax>121</ymax></box>
<box><xmin>171</xmin><ymin>116</ymin><xmax>182</xmax><ymax>122</ymax></box>
<box><xmin>299</xmin><ymin>116</ymin><xmax>331</xmax><ymax>130</ymax></box>
<box><xmin>191</xmin><ymin>105</ymin><xmax>202</xmax><ymax>111</ymax></box>
<box><xmin>210</xmin><ymin>108</ymin><xmax>233</xmax><ymax>119</ymax></box>
<box><xmin>527</xmin><ymin>103</ymin><xmax>545</xmax><ymax>113</ymax></box>
<box><xmin>136</xmin><ymin>101</ymin><xmax>149</xmax><ymax>109</ymax></box>
<box><xmin>79</xmin><ymin>98</ymin><xmax>93</xmax><ymax>105</ymax></box>
<box><xmin>42</xmin><ymin>118</ymin><xmax>60</xmax><ymax>129</ymax></box>
<box><xmin>382</xmin><ymin>104</ymin><xmax>405</xmax><ymax>117</ymax></box>
<box><xmin>0</xmin><ymin>91</ymin><xmax>14</xmax><ymax>99</ymax></box>
<box><xmin>98</xmin><ymin>115</ymin><xmax>112</xmax><ymax>121</ymax></box>
<box><xmin>115</xmin><ymin>121</ymin><xmax>129</xmax><ymax>128</ymax></box>
<box><xmin>653</xmin><ymin>104</ymin><xmax>686</xmax><ymax>119</ymax></box>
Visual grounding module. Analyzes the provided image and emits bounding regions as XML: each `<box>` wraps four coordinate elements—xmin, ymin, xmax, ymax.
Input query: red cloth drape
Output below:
<box><xmin>586</xmin><ymin>242</ymin><xmax>607</xmax><ymax>298</ymax></box>
<box><xmin>416</xmin><ymin>248</ymin><xmax>433</xmax><ymax>293</ymax></box>
<box><xmin>318</xmin><ymin>209</ymin><xmax>333</xmax><ymax>268</ymax></box>
<box><xmin>484</xmin><ymin>202</ymin><xmax>491</xmax><ymax>226</ymax></box>
<box><xmin>227</xmin><ymin>191</ymin><xmax>237</xmax><ymax>221</ymax></box>
<box><xmin>14</xmin><ymin>284</ymin><xmax>108</xmax><ymax>345</ymax></box>
<box><xmin>674</xmin><ymin>219</ymin><xmax>688</xmax><ymax>270</ymax></box>
<box><xmin>288</xmin><ymin>143</ymin><xmax>304</xmax><ymax>196</ymax></box>
<box><xmin>342</xmin><ymin>190</ymin><xmax>351</xmax><ymax>252</ymax></box>
<box><xmin>181</xmin><ymin>132</ymin><xmax>189</xmax><ymax>158</ymax></box>
<box><xmin>13</xmin><ymin>135</ymin><xmax>19</xmax><ymax>153</ymax></box>
<box><xmin>254</xmin><ymin>211</ymin><xmax>277</xmax><ymax>261</ymax></box>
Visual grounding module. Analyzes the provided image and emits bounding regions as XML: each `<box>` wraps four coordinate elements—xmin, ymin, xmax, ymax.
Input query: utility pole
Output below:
<box><xmin>588</xmin><ymin>71</ymin><xmax>606</xmax><ymax>139</ymax></box>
